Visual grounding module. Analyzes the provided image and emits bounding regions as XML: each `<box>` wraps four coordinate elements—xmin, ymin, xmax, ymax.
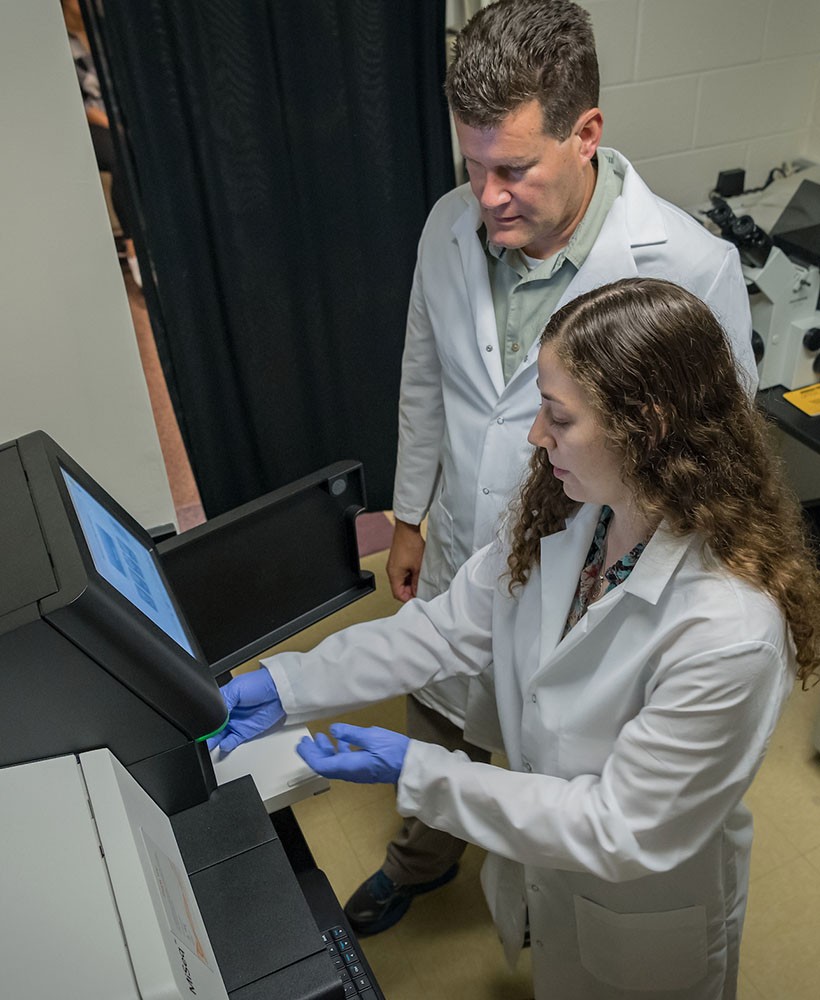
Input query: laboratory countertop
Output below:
<box><xmin>758</xmin><ymin>385</ymin><xmax>820</xmax><ymax>456</ymax></box>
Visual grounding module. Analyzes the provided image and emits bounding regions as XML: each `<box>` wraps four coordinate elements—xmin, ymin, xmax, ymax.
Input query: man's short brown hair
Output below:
<box><xmin>445</xmin><ymin>0</ymin><xmax>600</xmax><ymax>140</ymax></box>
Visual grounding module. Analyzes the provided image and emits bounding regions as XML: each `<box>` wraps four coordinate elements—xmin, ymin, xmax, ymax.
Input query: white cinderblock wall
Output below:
<box><xmin>585</xmin><ymin>0</ymin><xmax>820</xmax><ymax>207</ymax></box>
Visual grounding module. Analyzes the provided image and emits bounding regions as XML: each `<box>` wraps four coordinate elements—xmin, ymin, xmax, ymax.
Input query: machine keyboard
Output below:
<box><xmin>321</xmin><ymin>925</ymin><xmax>378</xmax><ymax>999</ymax></box>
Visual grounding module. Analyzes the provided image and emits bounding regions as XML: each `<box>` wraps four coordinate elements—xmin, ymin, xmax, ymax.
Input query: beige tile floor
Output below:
<box><xmin>257</xmin><ymin>548</ymin><xmax>820</xmax><ymax>1000</ymax></box>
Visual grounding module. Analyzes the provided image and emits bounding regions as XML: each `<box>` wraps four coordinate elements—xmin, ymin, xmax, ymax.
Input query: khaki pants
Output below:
<box><xmin>383</xmin><ymin>695</ymin><xmax>492</xmax><ymax>885</ymax></box>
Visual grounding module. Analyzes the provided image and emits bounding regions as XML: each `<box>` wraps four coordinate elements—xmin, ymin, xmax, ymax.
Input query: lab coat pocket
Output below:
<box><xmin>574</xmin><ymin>895</ymin><xmax>707</xmax><ymax>992</ymax></box>
<box><xmin>419</xmin><ymin>496</ymin><xmax>455</xmax><ymax>595</ymax></box>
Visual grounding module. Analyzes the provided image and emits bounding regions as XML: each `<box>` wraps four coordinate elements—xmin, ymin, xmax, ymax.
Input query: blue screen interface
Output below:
<box><xmin>62</xmin><ymin>469</ymin><xmax>194</xmax><ymax>656</ymax></box>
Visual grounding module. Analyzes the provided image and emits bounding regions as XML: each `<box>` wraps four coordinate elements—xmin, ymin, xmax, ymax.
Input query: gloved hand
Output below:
<box><xmin>208</xmin><ymin>668</ymin><xmax>285</xmax><ymax>753</ymax></box>
<box><xmin>297</xmin><ymin>723</ymin><xmax>409</xmax><ymax>784</ymax></box>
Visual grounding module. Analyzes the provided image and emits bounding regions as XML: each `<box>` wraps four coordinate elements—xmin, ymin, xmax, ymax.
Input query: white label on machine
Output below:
<box><xmin>143</xmin><ymin>829</ymin><xmax>215</xmax><ymax>974</ymax></box>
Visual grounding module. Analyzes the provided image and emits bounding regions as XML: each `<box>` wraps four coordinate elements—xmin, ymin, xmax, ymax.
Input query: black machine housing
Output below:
<box><xmin>0</xmin><ymin>431</ymin><xmax>224</xmax><ymax>813</ymax></box>
<box><xmin>0</xmin><ymin>429</ymin><xmax>377</xmax><ymax>1000</ymax></box>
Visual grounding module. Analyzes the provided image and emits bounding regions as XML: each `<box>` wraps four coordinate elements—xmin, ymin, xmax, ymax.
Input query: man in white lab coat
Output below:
<box><xmin>210</xmin><ymin>279</ymin><xmax>816</xmax><ymax>998</ymax></box>
<box><xmin>367</xmin><ymin>0</ymin><xmax>759</xmax><ymax>932</ymax></box>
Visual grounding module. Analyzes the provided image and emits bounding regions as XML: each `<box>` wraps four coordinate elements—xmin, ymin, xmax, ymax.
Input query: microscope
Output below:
<box><xmin>705</xmin><ymin>180</ymin><xmax>820</xmax><ymax>392</ymax></box>
<box><xmin>705</xmin><ymin>175</ymin><xmax>820</xmax><ymax>753</ymax></box>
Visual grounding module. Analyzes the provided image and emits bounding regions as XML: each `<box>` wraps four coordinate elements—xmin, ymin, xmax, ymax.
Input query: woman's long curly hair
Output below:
<box><xmin>507</xmin><ymin>277</ymin><xmax>820</xmax><ymax>684</ymax></box>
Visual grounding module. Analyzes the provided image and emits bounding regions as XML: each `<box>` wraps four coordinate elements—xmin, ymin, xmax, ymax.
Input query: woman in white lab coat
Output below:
<box><xmin>213</xmin><ymin>277</ymin><xmax>820</xmax><ymax>999</ymax></box>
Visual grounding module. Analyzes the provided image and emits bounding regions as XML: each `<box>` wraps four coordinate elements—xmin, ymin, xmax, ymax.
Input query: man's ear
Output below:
<box><xmin>573</xmin><ymin>108</ymin><xmax>603</xmax><ymax>162</ymax></box>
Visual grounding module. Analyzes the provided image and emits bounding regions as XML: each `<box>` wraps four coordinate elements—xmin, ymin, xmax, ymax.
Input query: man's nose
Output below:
<box><xmin>480</xmin><ymin>172</ymin><xmax>512</xmax><ymax>209</ymax></box>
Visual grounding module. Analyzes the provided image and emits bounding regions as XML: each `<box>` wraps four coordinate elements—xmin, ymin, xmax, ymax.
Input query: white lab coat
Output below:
<box><xmin>392</xmin><ymin>149</ymin><xmax>758</xmax><ymax>738</ymax></box>
<box><xmin>266</xmin><ymin>504</ymin><xmax>792</xmax><ymax>999</ymax></box>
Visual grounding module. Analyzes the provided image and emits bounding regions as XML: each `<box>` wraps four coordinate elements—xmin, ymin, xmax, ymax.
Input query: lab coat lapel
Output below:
<box><xmin>538</xmin><ymin>520</ymin><xmax>696</xmax><ymax>675</ymax></box>
<box><xmin>620</xmin><ymin>525</ymin><xmax>695</xmax><ymax>605</ymax></box>
<box><xmin>554</xmin><ymin>155</ymin><xmax>669</xmax><ymax>314</ymax></box>
<box><xmin>537</xmin><ymin>505</ymin><xmax>601</xmax><ymax>661</ymax></box>
<box><xmin>452</xmin><ymin>195</ymin><xmax>505</xmax><ymax>396</ymax></box>
<box><xmin>570</xmin><ymin>527</ymin><xmax>693</xmax><ymax>641</ymax></box>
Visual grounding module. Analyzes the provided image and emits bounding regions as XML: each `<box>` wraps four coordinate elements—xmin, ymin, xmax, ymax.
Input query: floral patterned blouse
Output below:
<box><xmin>562</xmin><ymin>505</ymin><xmax>648</xmax><ymax>638</ymax></box>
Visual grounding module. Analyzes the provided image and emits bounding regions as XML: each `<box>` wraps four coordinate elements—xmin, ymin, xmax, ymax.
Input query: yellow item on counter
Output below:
<box><xmin>783</xmin><ymin>382</ymin><xmax>820</xmax><ymax>416</ymax></box>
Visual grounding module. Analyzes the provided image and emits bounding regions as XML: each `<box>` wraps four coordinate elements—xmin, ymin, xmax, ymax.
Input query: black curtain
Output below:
<box><xmin>84</xmin><ymin>0</ymin><xmax>454</xmax><ymax>517</ymax></box>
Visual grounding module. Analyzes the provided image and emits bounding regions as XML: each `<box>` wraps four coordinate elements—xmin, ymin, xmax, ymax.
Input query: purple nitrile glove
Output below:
<box><xmin>208</xmin><ymin>668</ymin><xmax>285</xmax><ymax>753</ymax></box>
<box><xmin>297</xmin><ymin>723</ymin><xmax>409</xmax><ymax>784</ymax></box>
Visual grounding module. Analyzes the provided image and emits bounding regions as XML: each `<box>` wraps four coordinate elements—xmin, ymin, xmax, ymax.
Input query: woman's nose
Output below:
<box><xmin>528</xmin><ymin>409</ymin><xmax>553</xmax><ymax>449</ymax></box>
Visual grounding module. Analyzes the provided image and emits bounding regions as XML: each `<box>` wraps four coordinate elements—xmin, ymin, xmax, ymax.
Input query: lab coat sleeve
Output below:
<box><xmin>264</xmin><ymin>543</ymin><xmax>501</xmax><ymax>724</ymax></box>
<box><xmin>396</xmin><ymin>639</ymin><xmax>791</xmax><ymax>882</ymax></box>
<box><xmin>391</xmin><ymin>252</ymin><xmax>446</xmax><ymax>525</ymax></box>
<box><xmin>703</xmin><ymin>245</ymin><xmax>758</xmax><ymax>394</ymax></box>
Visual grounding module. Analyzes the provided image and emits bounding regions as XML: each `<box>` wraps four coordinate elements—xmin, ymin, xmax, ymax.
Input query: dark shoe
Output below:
<box><xmin>344</xmin><ymin>863</ymin><xmax>459</xmax><ymax>936</ymax></box>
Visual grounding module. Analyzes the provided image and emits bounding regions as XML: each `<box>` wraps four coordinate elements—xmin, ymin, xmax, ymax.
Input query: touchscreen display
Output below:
<box><xmin>62</xmin><ymin>469</ymin><xmax>195</xmax><ymax>656</ymax></box>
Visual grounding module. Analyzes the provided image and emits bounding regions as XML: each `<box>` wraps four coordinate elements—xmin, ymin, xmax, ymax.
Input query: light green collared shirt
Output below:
<box><xmin>485</xmin><ymin>150</ymin><xmax>624</xmax><ymax>383</ymax></box>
